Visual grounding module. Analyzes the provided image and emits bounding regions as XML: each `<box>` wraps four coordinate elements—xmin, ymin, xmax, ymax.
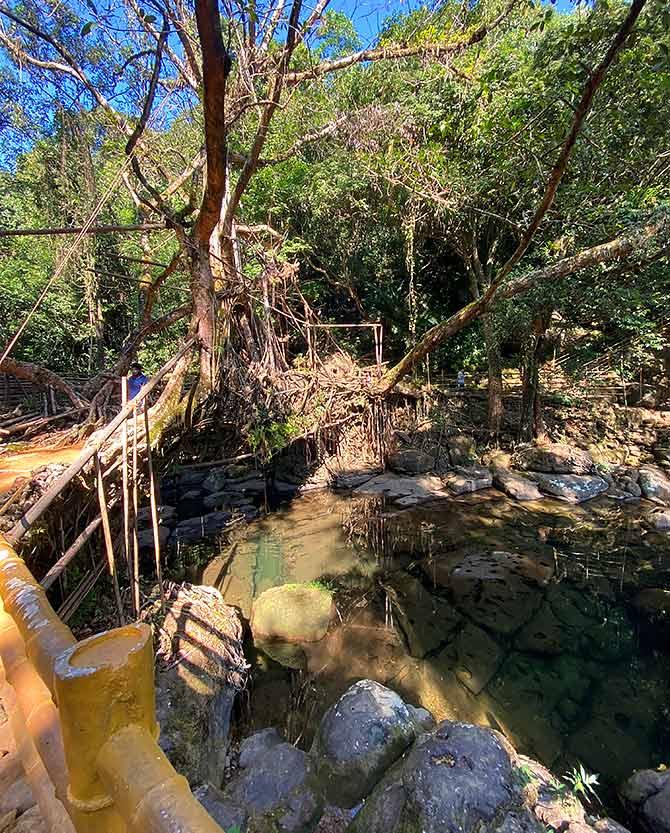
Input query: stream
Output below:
<box><xmin>195</xmin><ymin>488</ymin><xmax>670</xmax><ymax>797</ymax></box>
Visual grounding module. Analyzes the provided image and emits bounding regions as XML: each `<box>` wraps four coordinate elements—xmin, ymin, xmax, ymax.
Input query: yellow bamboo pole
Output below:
<box><xmin>94</xmin><ymin>454</ymin><xmax>125</xmax><ymax>626</ymax></box>
<box><xmin>121</xmin><ymin>377</ymin><xmax>131</xmax><ymax>572</ymax></box>
<box><xmin>132</xmin><ymin>406</ymin><xmax>140</xmax><ymax>617</ymax></box>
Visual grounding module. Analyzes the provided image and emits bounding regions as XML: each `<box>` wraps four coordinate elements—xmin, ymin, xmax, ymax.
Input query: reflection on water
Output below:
<box><xmin>198</xmin><ymin>489</ymin><xmax>670</xmax><ymax>792</ymax></box>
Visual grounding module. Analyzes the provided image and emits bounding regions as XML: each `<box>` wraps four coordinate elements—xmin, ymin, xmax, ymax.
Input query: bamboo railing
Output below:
<box><xmin>0</xmin><ymin>533</ymin><xmax>226</xmax><ymax>833</ymax></box>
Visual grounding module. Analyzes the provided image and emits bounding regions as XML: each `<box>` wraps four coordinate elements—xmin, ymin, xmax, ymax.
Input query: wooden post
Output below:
<box><xmin>144</xmin><ymin>405</ymin><xmax>166</xmax><ymax>613</ymax></box>
<box><xmin>94</xmin><ymin>453</ymin><xmax>125</xmax><ymax>625</ymax></box>
<box><xmin>121</xmin><ymin>377</ymin><xmax>131</xmax><ymax>572</ymax></box>
<box><xmin>132</xmin><ymin>405</ymin><xmax>140</xmax><ymax>617</ymax></box>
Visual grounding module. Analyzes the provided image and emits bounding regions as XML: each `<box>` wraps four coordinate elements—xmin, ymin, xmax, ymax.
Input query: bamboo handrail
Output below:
<box><xmin>7</xmin><ymin>338</ymin><xmax>196</xmax><ymax>545</ymax></box>
<box><xmin>0</xmin><ymin>533</ymin><xmax>227</xmax><ymax>833</ymax></box>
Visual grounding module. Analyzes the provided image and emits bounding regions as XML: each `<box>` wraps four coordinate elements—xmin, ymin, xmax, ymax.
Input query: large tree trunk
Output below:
<box><xmin>482</xmin><ymin>312</ymin><xmax>503</xmax><ymax>439</ymax></box>
<box><xmin>519</xmin><ymin>311</ymin><xmax>551</xmax><ymax>441</ymax></box>
<box><xmin>0</xmin><ymin>358</ymin><xmax>85</xmax><ymax>408</ymax></box>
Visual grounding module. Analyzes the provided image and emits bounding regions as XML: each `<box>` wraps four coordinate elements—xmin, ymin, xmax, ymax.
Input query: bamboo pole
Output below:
<box><xmin>40</xmin><ymin>516</ymin><xmax>103</xmax><ymax>590</ymax></box>
<box><xmin>132</xmin><ymin>407</ymin><xmax>140</xmax><ymax>618</ymax></box>
<box><xmin>144</xmin><ymin>405</ymin><xmax>166</xmax><ymax>613</ymax></box>
<box><xmin>121</xmin><ymin>377</ymin><xmax>131</xmax><ymax>572</ymax></box>
<box><xmin>8</xmin><ymin>338</ymin><xmax>195</xmax><ymax>545</ymax></box>
<box><xmin>94</xmin><ymin>454</ymin><xmax>125</xmax><ymax>625</ymax></box>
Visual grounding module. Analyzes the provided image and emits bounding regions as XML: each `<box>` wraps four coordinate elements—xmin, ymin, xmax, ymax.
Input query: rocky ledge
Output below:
<box><xmin>195</xmin><ymin>680</ymin><xmax>633</xmax><ymax>833</ymax></box>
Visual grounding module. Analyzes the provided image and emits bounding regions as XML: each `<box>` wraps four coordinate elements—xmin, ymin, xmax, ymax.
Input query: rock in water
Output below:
<box><xmin>448</xmin><ymin>551</ymin><xmax>552</xmax><ymax>634</ymax></box>
<box><xmin>251</xmin><ymin>584</ymin><xmax>335</xmax><ymax>643</ymax></box>
<box><xmin>518</xmin><ymin>443</ymin><xmax>595</xmax><ymax>475</ymax></box>
<box><xmin>349</xmin><ymin>721</ymin><xmax>516</xmax><ymax>833</ymax></box>
<box><xmin>454</xmin><ymin>622</ymin><xmax>504</xmax><ymax>694</ymax></box>
<box><xmin>310</xmin><ymin>680</ymin><xmax>423</xmax><ymax>807</ymax></box>
<box><xmin>527</xmin><ymin>473</ymin><xmax>608</xmax><ymax>503</ymax></box>
<box><xmin>153</xmin><ymin>584</ymin><xmax>248</xmax><ymax>786</ymax></box>
<box><xmin>639</xmin><ymin>466</ymin><xmax>670</xmax><ymax>503</ymax></box>
<box><xmin>443</xmin><ymin>465</ymin><xmax>493</xmax><ymax>495</ymax></box>
<box><xmin>492</xmin><ymin>467</ymin><xmax>543</xmax><ymax>501</ymax></box>
<box><xmin>621</xmin><ymin>768</ymin><xmax>670</xmax><ymax>833</ymax></box>
<box><xmin>196</xmin><ymin>730</ymin><xmax>323</xmax><ymax>833</ymax></box>
<box><xmin>388</xmin><ymin>448</ymin><xmax>435</xmax><ymax>474</ymax></box>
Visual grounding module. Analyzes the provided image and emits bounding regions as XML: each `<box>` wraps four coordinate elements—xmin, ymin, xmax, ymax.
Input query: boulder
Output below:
<box><xmin>136</xmin><ymin>504</ymin><xmax>177</xmax><ymax>526</ymax></box>
<box><xmin>443</xmin><ymin>465</ymin><xmax>493</xmax><ymax>495</ymax></box>
<box><xmin>448</xmin><ymin>551</ymin><xmax>552</xmax><ymax>634</ymax></box>
<box><xmin>310</xmin><ymin>680</ymin><xmax>423</xmax><ymax>807</ymax></box>
<box><xmin>518</xmin><ymin>443</ymin><xmax>595</xmax><ymax>475</ymax></box>
<box><xmin>388</xmin><ymin>449</ymin><xmax>435</xmax><ymax>474</ymax></box>
<box><xmin>621</xmin><ymin>768</ymin><xmax>670</xmax><ymax>833</ymax></box>
<box><xmin>202</xmin><ymin>468</ymin><xmax>228</xmax><ymax>493</ymax></box>
<box><xmin>197</xmin><ymin>733</ymin><xmax>323</xmax><ymax>833</ymax></box>
<box><xmin>518</xmin><ymin>755</ymin><xmax>586</xmax><ymax>831</ymax></box>
<box><xmin>136</xmin><ymin>524</ymin><xmax>171</xmax><ymax>551</ymax></box>
<box><xmin>251</xmin><ymin>584</ymin><xmax>335</xmax><ymax>643</ymax></box>
<box><xmin>527</xmin><ymin>473</ymin><xmax>608</xmax><ymax>504</ymax></box>
<box><xmin>170</xmin><ymin>510</ymin><xmax>232</xmax><ymax>544</ymax></box>
<box><xmin>632</xmin><ymin>588</ymin><xmax>670</xmax><ymax>622</ymax></box>
<box><xmin>493</xmin><ymin>468</ymin><xmax>543</xmax><ymax>501</ymax></box>
<box><xmin>333</xmin><ymin>467</ymin><xmax>382</xmax><ymax>489</ymax></box>
<box><xmin>154</xmin><ymin>584</ymin><xmax>247</xmax><ymax>786</ymax></box>
<box><xmin>639</xmin><ymin>466</ymin><xmax>670</xmax><ymax>503</ymax></box>
<box><xmin>354</xmin><ymin>473</ymin><xmax>450</xmax><ymax>504</ymax></box>
<box><xmin>454</xmin><ymin>622</ymin><xmax>504</xmax><ymax>694</ymax></box>
<box><xmin>349</xmin><ymin>721</ymin><xmax>517</xmax><ymax>833</ymax></box>
<box><xmin>447</xmin><ymin>435</ymin><xmax>477</xmax><ymax>467</ymax></box>
<box><xmin>650</xmin><ymin>510</ymin><xmax>670</xmax><ymax>531</ymax></box>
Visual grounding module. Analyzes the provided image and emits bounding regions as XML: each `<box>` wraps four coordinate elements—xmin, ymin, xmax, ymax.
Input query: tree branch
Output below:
<box><xmin>285</xmin><ymin>0</ymin><xmax>518</xmax><ymax>85</ymax></box>
<box><xmin>374</xmin><ymin>214</ymin><xmax>670</xmax><ymax>395</ymax></box>
<box><xmin>0</xmin><ymin>358</ymin><xmax>86</xmax><ymax>407</ymax></box>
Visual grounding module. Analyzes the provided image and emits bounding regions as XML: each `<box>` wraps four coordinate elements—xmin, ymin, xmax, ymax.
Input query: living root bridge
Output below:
<box><xmin>374</xmin><ymin>214</ymin><xmax>670</xmax><ymax>396</ymax></box>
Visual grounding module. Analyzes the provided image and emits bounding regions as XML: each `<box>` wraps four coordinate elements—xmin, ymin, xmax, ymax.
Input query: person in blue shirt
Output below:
<box><xmin>128</xmin><ymin>363</ymin><xmax>149</xmax><ymax>400</ymax></box>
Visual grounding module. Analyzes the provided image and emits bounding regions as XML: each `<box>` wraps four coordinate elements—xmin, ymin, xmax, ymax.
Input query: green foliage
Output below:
<box><xmin>245</xmin><ymin>410</ymin><xmax>308</xmax><ymax>462</ymax></box>
<box><xmin>564</xmin><ymin>763</ymin><xmax>601</xmax><ymax>806</ymax></box>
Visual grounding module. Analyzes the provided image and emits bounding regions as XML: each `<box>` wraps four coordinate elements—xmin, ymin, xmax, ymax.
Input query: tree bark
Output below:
<box><xmin>0</xmin><ymin>358</ymin><xmax>86</xmax><ymax>407</ymax></box>
<box><xmin>482</xmin><ymin>312</ymin><xmax>503</xmax><ymax>439</ymax></box>
<box><xmin>520</xmin><ymin>311</ymin><xmax>551</xmax><ymax>441</ymax></box>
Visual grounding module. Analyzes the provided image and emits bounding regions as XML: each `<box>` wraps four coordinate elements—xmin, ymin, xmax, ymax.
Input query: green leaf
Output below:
<box><xmin>80</xmin><ymin>21</ymin><xmax>95</xmax><ymax>36</ymax></box>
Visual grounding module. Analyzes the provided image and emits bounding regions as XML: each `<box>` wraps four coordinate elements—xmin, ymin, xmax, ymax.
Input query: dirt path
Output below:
<box><xmin>0</xmin><ymin>445</ymin><xmax>83</xmax><ymax>497</ymax></box>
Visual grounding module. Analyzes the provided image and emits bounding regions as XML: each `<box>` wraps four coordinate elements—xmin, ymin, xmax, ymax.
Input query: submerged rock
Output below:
<box><xmin>443</xmin><ymin>465</ymin><xmax>493</xmax><ymax>495</ymax></box>
<box><xmin>639</xmin><ymin>466</ymin><xmax>670</xmax><ymax>503</ymax></box>
<box><xmin>518</xmin><ymin>443</ymin><xmax>595</xmax><ymax>475</ymax></box>
<box><xmin>448</xmin><ymin>551</ymin><xmax>552</xmax><ymax>634</ymax></box>
<box><xmin>386</xmin><ymin>574</ymin><xmax>461</xmax><ymax>657</ymax></box>
<box><xmin>454</xmin><ymin>622</ymin><xmax>504</xmax><ymax>694</ymax></box>
<box><xmin>251</xmin><ymin>584</ymin><xmax>335</xmax><ymax>643</ymax></box>
<box><xmin>527</xmin><ymin>473</ymin><xmax>608</xmax><ymax>503</ymax></box>
<box><xmin>310</xmin><ymin>680</ymin><xmax>422</xmax><ymax>808</ymax></box>
<box><xmin>388</xmin><ymin>448</ymin><xmax>435</xmax><ymax>474</ymax></box>
<box><xmin>493</xmin><ymin>467</ymin><xmax>543</xmax><ymax>501</ymax></box>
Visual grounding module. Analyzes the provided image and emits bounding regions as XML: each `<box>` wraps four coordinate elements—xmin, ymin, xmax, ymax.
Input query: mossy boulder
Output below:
<box><xmin>251</xmin><ymin>584</ymin><xmax>335</xmax><ymax>644</ymax></box>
